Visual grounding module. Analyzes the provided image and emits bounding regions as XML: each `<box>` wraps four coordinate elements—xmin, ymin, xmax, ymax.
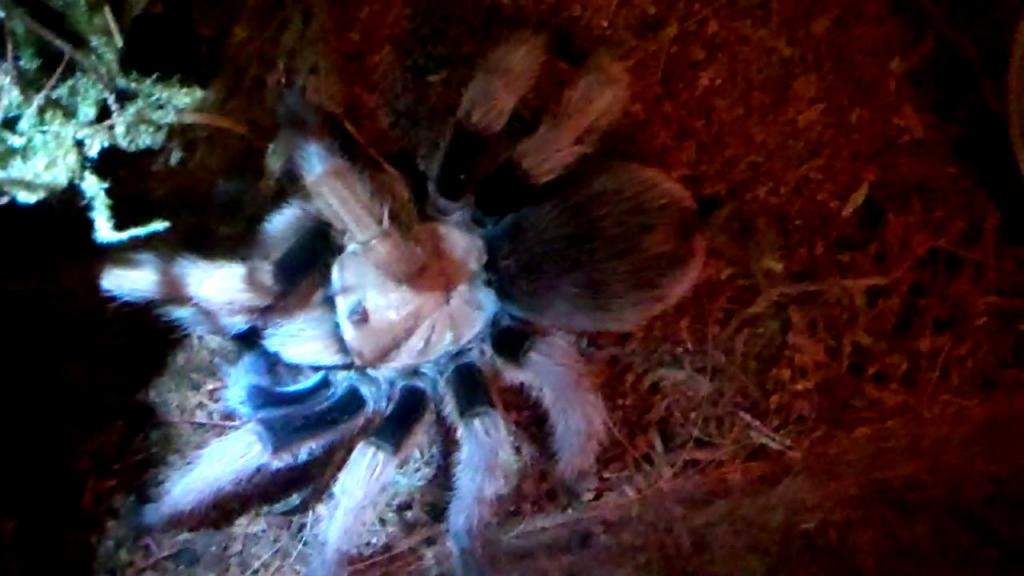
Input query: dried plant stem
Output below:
<box><xmin>2</xmin><ymin>16</ymin><xmax>14</xmax><ymax>82</ymax></box>
<box><xmin>102</xmin><ymin>3</ymin><xmax>122</xmax><ymax>48</ymax></box>
<box><xmin>0</xmin><ymin>177</ymin><xmax>48</xmax><ymax>191</ymax></box>
<box><xmin>504</xmin><ymin>460</ymin><xmax>778</xmax><ymax>545</ymax></box>
<box><xmin>348</xmin><ymin>526</ymin><xmax>442</xmax><ymax>573</ymax></box>
<box><xmin>719</xmin><ymin>275</ymin><xmax>891</xmax><ymax>343</ymax></box>
<box><xmin>177</xmin><ymin>111</ymin><xmax>251</xmax><ymax>136</ymax></box>
<box><xmin>23</xmin><ymin>51</ymin><xmax>69</xmax><ymax>118</ymax></box>
<box><xmin>286</xmin><ymin>511</ymin><xmax>314</xmax><ymax>566</ymax></box>
<box><xmin>244</xmin><ymin>539</ymin><xmax>285</xmax><ymax>576</ymax></box>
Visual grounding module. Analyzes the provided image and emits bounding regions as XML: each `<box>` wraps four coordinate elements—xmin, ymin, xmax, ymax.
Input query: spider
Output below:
<box><xmin>100</xmin><ymin>32</ymin><xmax>705</xmax><ymax>575</ymax></box>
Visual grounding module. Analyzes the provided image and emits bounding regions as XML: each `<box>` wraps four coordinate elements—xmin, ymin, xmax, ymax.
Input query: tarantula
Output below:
<box><xmin>101</xmin><ymin>33</ymin><xmax>704</xmax><ymax>575</ymax></box>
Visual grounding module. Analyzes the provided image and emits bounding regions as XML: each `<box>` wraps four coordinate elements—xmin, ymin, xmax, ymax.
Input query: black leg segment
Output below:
<box><xmin>255</xmin><ymin>382</ymin><xmax>367</xmax><ymax>453</ymax></box>
<box><xmin>230</xmin><ymin>325</ymin><xmax>265</xmax><ymax>350</ymax></box>
<box><xmin>447</xmin><ymin>362</ymin><xmax>497</xmax><ymax>419</ymax></box>
<box><xmin>489</xmin><ymin>316</ymin><xmax>536</xmax><ymax>364</ymax></box>
<box><xmin>472</xmin><ymin>159</ymin><xmax>535</xmax><ymax>220</ymax></box>
<box><xmin>437</xmin><ymin>123</ymin><xmax>489</xmax><ymax>202</ymax></box>
<box><xmin>369</xmin><ymin>385</ymin><xmax>430</xmax><ymax>454</ymax></box>
<box><xmin>272</xmin><ymin>219</ymin><xmax>336</xmax><ymax>294</ymax></box>
<box><xmin>246</xmin><ymin>371</ymin><xmax>335</xmax><ymax>413</ymax></box>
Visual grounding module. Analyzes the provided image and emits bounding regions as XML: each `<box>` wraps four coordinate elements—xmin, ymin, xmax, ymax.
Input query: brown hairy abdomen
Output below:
<box><xmin>486</xmin><ymin>163</ymin><xmax>702</xmax><ymax>332</ymax></box>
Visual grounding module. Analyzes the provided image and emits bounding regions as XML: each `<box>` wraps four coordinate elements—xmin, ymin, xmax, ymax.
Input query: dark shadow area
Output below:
<box><xmin>0</xmin><ymin>195</ymin><xmax>175</xmax><ymax>575</ymax></box>
<box><xmin>896</xmin><ymin>0</ymin><xmax>1024</xmax><ymax>244</ymax></box>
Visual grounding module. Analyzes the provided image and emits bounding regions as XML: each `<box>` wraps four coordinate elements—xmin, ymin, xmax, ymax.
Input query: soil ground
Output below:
<box><xmin>2</xmin><ymin>0</ymin><xmax>1024</xmax><ymax>575</ymax></box>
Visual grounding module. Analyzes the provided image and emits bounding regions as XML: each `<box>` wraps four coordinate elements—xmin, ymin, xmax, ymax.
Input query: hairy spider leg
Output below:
<box><xmin>271</xmin><ymin>218</ymin><xmax>337</xmax><ymax>295</ymax></box>
<box><xmin>496</xmin><ymin>329</ymin><xmax>609</xmax><ymax>487</ymax></box>
<box><xmin>101</xmin><ymin>201</ymin><xmax>351</xmax><ymax>367</ymax></box>
<box><xmin>236</xmin><ymin>366</ymin><xmax>335</xmax><ymax>415</ymax></box>
<box><xmin>100</xmin><ymin>200</ymin><xmax>320</xmax><ymax>325</ymax></box>
<box><xmin>437</xmin><ymin>32</ymin><xmax>547</xmax><ymax>203</ymax></box>
<box><xmin>138</xmin><ymin>376</ymin><xmax>374</xmax><ymax>531</ymax></box>
<box><xmin>259</xmin><ymin>303</ymin><xmax>351</xmax><ymax>367</ymax></box>
<box><xmin>473</xmin><ymin>51</ymin><xmax>630</xmax><ymax>220</ymax></box>
<box><xmin>253</xmin><ymin>376</ymin><xmax>369</xmax><ymax>453</ymax></box>
<box><xmin>222</xmin><ymin>348</ymin><xmax>317</xmax><ymax>418</ymax></box>
<box><xmin>441</xmin><ymin>361</ymin><xmax>518</xmax><ymax>576</ymax></box>
<box><xmin>316</xmin><ymin>383</ymin><xmax>432</xmax><ymax>576</ymax></box>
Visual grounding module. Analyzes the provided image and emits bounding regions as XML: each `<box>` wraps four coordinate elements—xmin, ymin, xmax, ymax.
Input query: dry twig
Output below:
<box><xmin>177</xmin><ymin>111</ymin><xmax>251</xmax><ymax>136</ymax></box>
<box><xmin>244</xmin><ymin>539</ymin><xmax>285</xmax><ymax>576</ymax></box>
<box><xmin>102</xmin><ymin>3</ymin><xmax>123</xmax><ymax>48</ymax></box>
<box><xmin>23</xmin><ymin>51</ymin><xmax>69</xmax><ymax>118</ymax></box>
<box><xmin>718</xmin><ymin>275</ymin><xmax>892</xmax><ymax>343</ymax></box>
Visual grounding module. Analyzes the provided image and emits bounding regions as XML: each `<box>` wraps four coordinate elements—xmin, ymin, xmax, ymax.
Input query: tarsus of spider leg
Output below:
<box><xmin>500</xmin><ymin>332</ymin><xmax>608</xmax><ymax>484</ymax></box>
<box><xmin>458</xmin><ymin>32</ymin><xmax>546</xmax><ymax>134</ymax></box>
<box><xmin>437</xmin><ymin>33</ymin><xmax>546</xmax><ymax>203</ymax></box>
<box><xmin>316</xmin><ymin>384</ymin><xmax>430</xmax><ymax>576</ymax></box>
<box><xmin>471</xmin><ymin>55</ymin><xmax>630</xmax><ymax>218</ymax></box>
<box><xmin>443</xmin><ymin>362</ymin><xmax>518</xmax><ymax>576</ymax></box>
<box><xmin>100</xmin><ymin>252</ymin><xmax>277</xmax><ymax>335</ymax></box>
<box><xmin>261</xmin><ymin>303</ymin><xmax>350</xmax><ymax>367</ymax></box>
<box><xmin>138</xmin><ymin>412</ymin><xmax>366</xmax><ymax>531</ymax></box>
<box><xmin>514</xmin><ymin>54</ymin><xmax>630</xmax><ymax>184</ymax></box>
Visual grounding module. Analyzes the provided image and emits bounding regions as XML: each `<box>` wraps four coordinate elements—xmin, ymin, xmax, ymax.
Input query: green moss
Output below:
<box><xmin>0</xmin><ymin>1</ymin><xmax>204</xmax><ymax>243</ymax></box>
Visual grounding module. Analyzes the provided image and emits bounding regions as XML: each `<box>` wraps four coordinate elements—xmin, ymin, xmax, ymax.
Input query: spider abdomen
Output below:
<box><xmin>485</xmin><ymin>163</ymin><xmax>704</xmax><ymax>332</ymax></box>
